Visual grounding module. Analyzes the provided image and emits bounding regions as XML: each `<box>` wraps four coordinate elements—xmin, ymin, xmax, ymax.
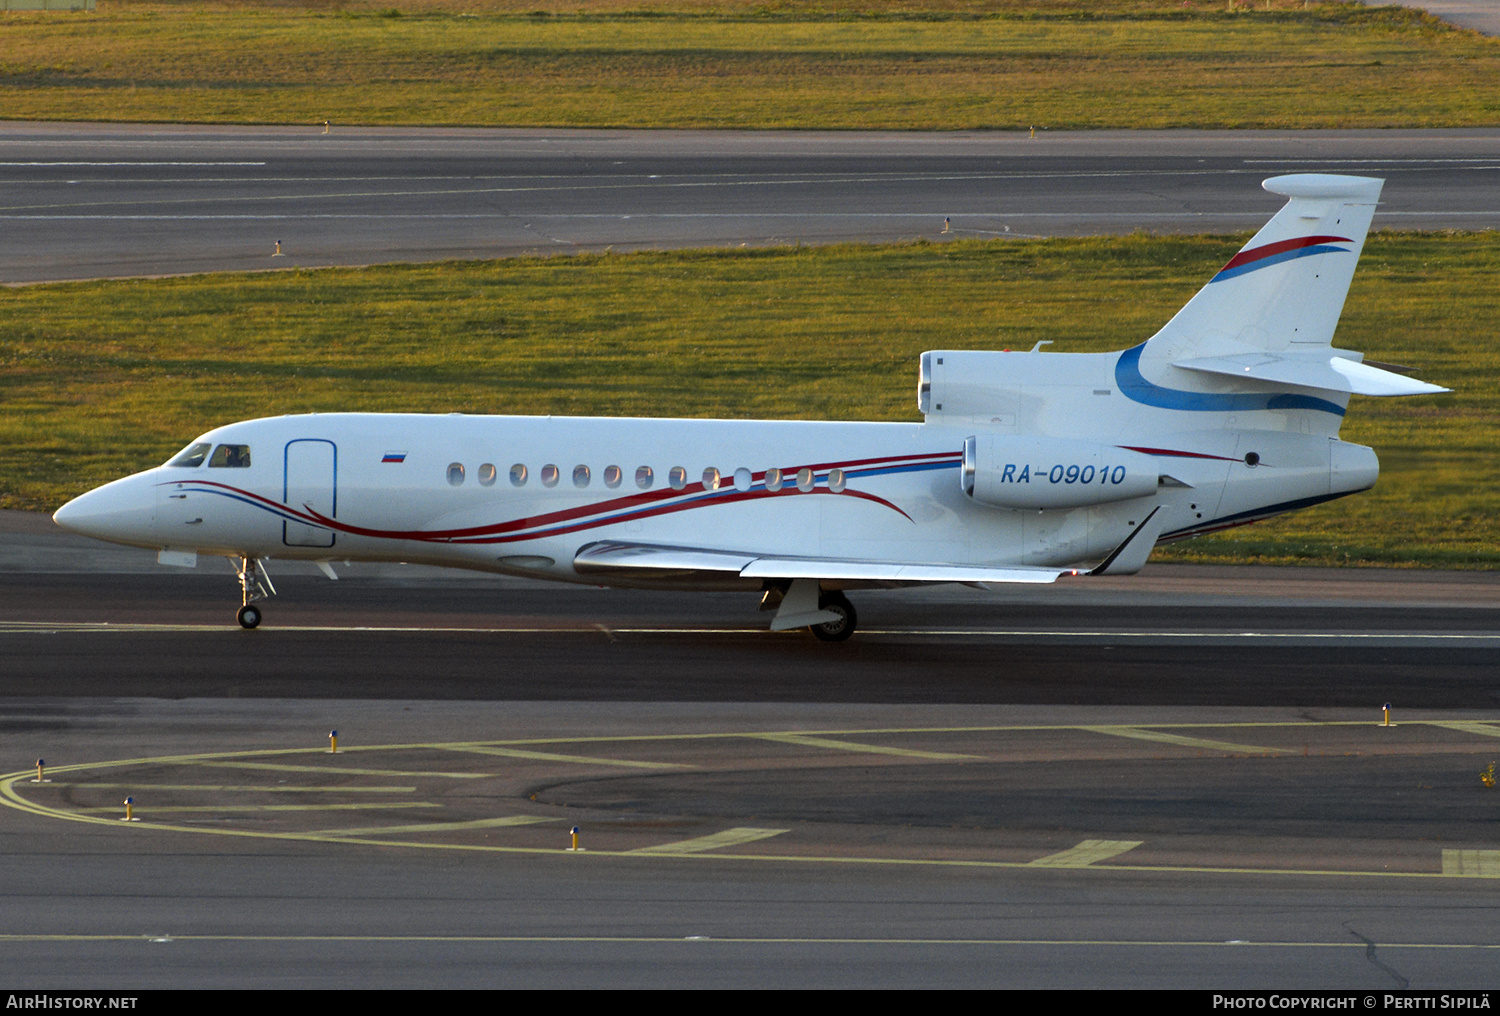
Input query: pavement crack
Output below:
<box><xmin>1343</xmin><ymin>922</ymin><xmax>1409</xmax><ymax>989</ymax></box>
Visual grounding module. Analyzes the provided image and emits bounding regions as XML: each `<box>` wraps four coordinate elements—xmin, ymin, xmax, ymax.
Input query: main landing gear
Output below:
<box><xmin>234</xmin><ymin>556</ymin><xmax>276</xmax><ymax>629</ymax></box>
<box><xmin>762</xmin><ymin>580</ymin><xmax>859</xmax><ymax>641</ymax></box>
<box><xmin>810</xmin><ymin>591</ymin><xmax>857</xmax><ymax>643</ymax></box>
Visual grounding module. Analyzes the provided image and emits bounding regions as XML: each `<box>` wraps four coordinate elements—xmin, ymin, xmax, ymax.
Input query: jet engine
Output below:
<box><xmin>961</xmin><ymin>435</ymin><xmax>1160</xmax><ymax>510</ymax></box>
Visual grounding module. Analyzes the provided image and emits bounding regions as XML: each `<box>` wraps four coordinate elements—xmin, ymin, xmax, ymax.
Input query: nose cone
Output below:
<box><xmin>53</xmin><ymin>472</ymin><xmax>158</xmax><ymax>547</ymax></box>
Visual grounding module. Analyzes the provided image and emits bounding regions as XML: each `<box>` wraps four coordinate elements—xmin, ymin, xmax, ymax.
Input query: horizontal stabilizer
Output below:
<box><xmin>574</xmin><ymin>541</ymin><xmax>1065</xmax><ymax>585</ymax></box>
<box><xmin>1173</xmin><ymin>352</ymin><xmax>1449</xmax><ymax>397</ymax></box>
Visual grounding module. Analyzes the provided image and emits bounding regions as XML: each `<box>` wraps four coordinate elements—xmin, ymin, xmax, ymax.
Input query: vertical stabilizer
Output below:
<box><xmin>1138</xmin><ymin>175</ymin><xmax>1383</xmax><ymax>372</ymax></box>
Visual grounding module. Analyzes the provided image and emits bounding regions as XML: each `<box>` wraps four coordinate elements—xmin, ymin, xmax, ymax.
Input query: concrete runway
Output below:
<box><xmin>2</xmin><ymin>123</ymin><xmax>1498</xmax><ymax>283</ymax></box>
<box><xmin>3</xmin><ymin>517</ymin><xmax>1500</xmax><ymax>987</ymax></box>
<box><xmin>1357</xmin><ymin>1</ymin><xmax>1500</xmax><ymax>36</ymax></box>
<box><xmin>4</xmin><ymin>118</ymin><xmax>1500</xmax><ymax>985</ymax></box>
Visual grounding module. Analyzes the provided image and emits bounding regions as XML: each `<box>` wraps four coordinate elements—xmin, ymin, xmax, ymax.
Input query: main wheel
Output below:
<box><xmin>810</xmin><ymin>591</ymin><xmax>856</xmax><ymax>642</ymax></box>
<box><xmin>237</xmin><ymin>604</ymin><xmax>262</xmax><ymax>629</ymax></box>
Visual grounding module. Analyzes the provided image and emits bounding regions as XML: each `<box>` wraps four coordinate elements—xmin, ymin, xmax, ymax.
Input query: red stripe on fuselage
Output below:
<box><xmin>171</xmin><ymin>450</ymin><xmax>946</xmax><ymax>544</ymax></box>
<box><xmin>1117</xmin><ymin>446</ymin><xmax>1239</xmax><ymax>462</ymax></box>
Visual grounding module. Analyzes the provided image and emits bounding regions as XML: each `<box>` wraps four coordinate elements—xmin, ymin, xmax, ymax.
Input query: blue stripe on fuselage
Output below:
<box><xmin>1115</xmin><ymin>344</ymin><xmax>1345</xmax><ymax>416</ymax></box>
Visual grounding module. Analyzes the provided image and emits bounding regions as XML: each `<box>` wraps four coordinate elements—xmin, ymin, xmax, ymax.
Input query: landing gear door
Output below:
<box><xmin>284</xmin><ymin>439</ymin><xmax>337</xmax><ymax>548</ymax></box>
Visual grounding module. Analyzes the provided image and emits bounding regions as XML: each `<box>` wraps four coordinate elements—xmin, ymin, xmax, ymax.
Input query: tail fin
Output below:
<box><xmin>1137</xmin><ymin>174</ymin><xmax>1446</xmax><ymax>398</ymax></box>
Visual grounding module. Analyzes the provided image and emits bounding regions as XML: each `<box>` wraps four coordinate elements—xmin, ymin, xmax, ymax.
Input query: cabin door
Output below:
<box><xmin>283</xmin><ymin>439</ymin><xmax>337</xmax><ymax>548</ymax></box>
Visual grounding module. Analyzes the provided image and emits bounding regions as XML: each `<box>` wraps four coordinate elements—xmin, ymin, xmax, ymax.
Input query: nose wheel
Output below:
<box><xmin>234</xmin><ymin>556</ymin><xmax>275</xmax><ymax>629</ymax></box>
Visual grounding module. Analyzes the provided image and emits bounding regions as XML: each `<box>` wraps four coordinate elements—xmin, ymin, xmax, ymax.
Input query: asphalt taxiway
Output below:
<box><xmin>2</xmin><ymin>516</ymin><xmax>1499</xmax><ymax>987</ymax></box>
<box><xmin>4</xmin><ymin>119</ymin><xmax>1498</xmax><ymax>984</ymax></box>
<box><xmin>2</xmin><ymin>123</ymin><xmax>1498</xmax><ymax>283</ymax></box>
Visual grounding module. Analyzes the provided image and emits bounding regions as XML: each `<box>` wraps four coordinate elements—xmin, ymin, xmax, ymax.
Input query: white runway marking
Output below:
<box><xmin>1242</xmin><ymin>158</ymin><xmax>1500</xmax><ymax>164</ymax></box>
<box><xmin>0</xmin><ymin>161</ymin><xmax>267</xmax><ymax>167</ymax></box>
<box><xmin>0</xmin><ymin>212</ymin><xmax>1279</xmax><ymax>221</ymax></box>
<box><xmin>0</xmin><ymin>620</ymin><xmax>1496</xmax><ymax>642</ymax></box>
<box><xmin>12</xmin><ymin>167</ymin><xmax>1496</xmax><ymax>211</ymax></box>
<box><xmin>6</xmin><ymin>211</ymin><xmax>1499</xmax><ymax>223</ymax></box>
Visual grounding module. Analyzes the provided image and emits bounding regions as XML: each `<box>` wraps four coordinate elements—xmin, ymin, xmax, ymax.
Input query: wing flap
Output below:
<box><xmin>573</xmin><ymin>542</ymin><xmax>754</xmax><ymax>576</ymax></box>
<box><xmin>574</xmin><ymin>541</ymin><xmax>1066</xmax><ymax>585</ymax></box>
<box><xmin>742</xmin><ymin>558</ymin><xmax>1064</xmax><ymax>584</ymax></box>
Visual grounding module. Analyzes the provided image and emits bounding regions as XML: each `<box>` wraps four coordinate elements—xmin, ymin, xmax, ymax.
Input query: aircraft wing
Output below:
<box><xmin>572</xmin><ymin>541</ymin><xmax>1067</xmax><ymax>585</ymax></box>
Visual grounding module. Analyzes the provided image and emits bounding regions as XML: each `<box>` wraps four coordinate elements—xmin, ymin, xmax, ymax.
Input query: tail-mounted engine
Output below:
<box><xmin>961</xmin><ymin>435</ymin><xmax>1159</xmax><ymax>510</ymax></box>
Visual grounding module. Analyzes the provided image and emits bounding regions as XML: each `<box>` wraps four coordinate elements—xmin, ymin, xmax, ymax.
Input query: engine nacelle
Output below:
<box><xmin>961</xmin><ymin>435</ymin><xmax>1160</xmax><ymax>510</ymax></box>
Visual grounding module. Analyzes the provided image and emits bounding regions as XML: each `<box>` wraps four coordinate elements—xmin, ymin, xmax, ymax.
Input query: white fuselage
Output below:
<box><xmin>49</xmin><ymin>174</ymin><xmax>1446</xmax><ymax>636</ymax></box>
<box><xmin>57</xmin><ymin>380</ymin><xmax>1378</xmax><ymax>591</ymax></box>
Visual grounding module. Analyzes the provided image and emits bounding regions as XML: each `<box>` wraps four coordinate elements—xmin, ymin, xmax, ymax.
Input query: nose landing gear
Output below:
<box><xmin>234</xmin><ymin>556</ymin><xmax>276</xmax><ymax>629</ymax></box>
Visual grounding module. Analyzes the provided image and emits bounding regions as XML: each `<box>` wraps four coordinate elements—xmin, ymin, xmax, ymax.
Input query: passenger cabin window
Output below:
<box><xmin>827</xmin><ymin>468</ymin><xmax>846</xmax><ymax>493</ymax></box>
<box><xmin>765</xmin><ymin>467</ymin><xmax>783</xmax><ymax>492</ymax></box>
<box><xmin>541</xmin><ymin>464</ymin><xmax>560</xmax><ymax>487</ymax></box>
<box><xmin>734</xmin><ymin>467</ymin><xmax>753</xmax><ymax>492</ymax></box>
<box><xmin>167</xmin><ymin>442</ymin><xmax>212</xmax><ymax>468</ymax></box>
<box><xmin>447</xmin><ymin>462</ymin><xmax>465</xmax><ymax>486</ymax></box>
<box><xmin>510</xmin><ymin>464</ymin><xmax>528</xmax><ymax>487</ymax></box>
<box><xmin>208</xmin><ymin>444</ymin><xmax>252</xmax><ymax>468</ymax></box>
<box><xmin>603</xmin><ymin>465</ymin><xmax>622</xmax><ymax>489</ymax></box>
<box><xmin>668</xmin><ymin>466</ymin><xmax>687</xmax><ymax>490</ymax></box>
<box><xmin>635</xmin><ymin>466</ymin><xmax>654</xmax><ymax>490</ymax></box>
<box><xmin>478</xmin><ymin>463</ymin><xmax>497</xmax><ymax>486</ymax></box>
<box><xmin>573</xmin><ymin>464</ymin><xmax>590</xmax><ymax>488</ymax></box>
<box><xmin>702</xmin><ymin>467</ymin><xmax>721</xmax><ymax>491</ymax></box>
<box><xmin>795</xmin><ymin>468</ymin><xmax>814</xmax><ymax>492</ymax></box>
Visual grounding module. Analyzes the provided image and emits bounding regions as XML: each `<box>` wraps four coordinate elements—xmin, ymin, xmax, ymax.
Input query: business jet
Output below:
<box><xmin>53</xmin><ymin>174</ymin><xmax>1447</xmax><ymax>640</ymax></box>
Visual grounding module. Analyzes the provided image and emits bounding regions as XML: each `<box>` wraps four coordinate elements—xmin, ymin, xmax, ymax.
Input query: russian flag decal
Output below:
<box><xmin>382</xmin><ymin>452</ymin><xmax>407</xmax><ymax>464</ymax></box>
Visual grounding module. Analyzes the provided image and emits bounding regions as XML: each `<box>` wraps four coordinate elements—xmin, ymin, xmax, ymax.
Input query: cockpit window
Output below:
<box><xmin>166</xmin><ymin>442</ymin><xmax>212</xmax><ymax>468</ymax></box>
<box><xmin>208</xmin><ymin>444</ymin><xmax>252</xmax><ymax>468</ymax></box>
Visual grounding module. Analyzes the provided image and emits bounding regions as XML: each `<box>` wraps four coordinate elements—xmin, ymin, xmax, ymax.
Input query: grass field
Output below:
<box><xmin>1</xmin><ymin>233</ymin><xmax>1493</xmax><ymax>567</ymax></box>
<box><xmin>0</xmin><ymin>1</ymin><xmax>1496</xmax><ymax>128</ymax></box>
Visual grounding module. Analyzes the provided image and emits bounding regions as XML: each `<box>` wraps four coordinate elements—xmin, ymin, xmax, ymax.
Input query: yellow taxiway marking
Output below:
<box><xmin>0</xmin><ymin>933</ymin><xmax>1496</xmax><ymax>949</ymax></box>
<box><xmin>8</xmin><ymin>717</ymin><xmax>1500</xmax><ymax>881</ymax></box>
<box><xmin>0</xmin><ymin>719</ymin><xmax>1440</xmax><ymax>770</ymax></box>
<box><xmin>60</xmin><ymin>783</ymin><xmax>416</xmax><ymax>793</ymax></box>
<box><xmin>174</xmin><ymin>760</ymin><xmax>492</xmax><ymax>779</ymax></box>
<box><xmin>382</xmin><ymin>719</ymin><xmax>1390</xmax><ymax>751</ymax></box>
<box><xmin>73</xmin><ymin>802</ymin><xmax>441</xmax><ymax>814</ymax></box>
<box><xmin>1078</xmin><ymin>725</ymin><xmax>1287</xmax><ymax>755</ymax></box>
<box><xmin>631</xmin><ymin>827</ymin><xmax>790</xmax><ymax>855</ymax></box>
<box><xmin>4</xmin><ymin>767</ymin><xmax>1497</xmax><ymax>880</ymax></box>
<box><xmin>1028</xmin><ymin>840</ymin><xmax>1144</xmax><ymax>868</ymax></box>
<box><xmin>745</xmin><ymin>733</ymin><xmax>982</xmax><ymax>761</ymax></box>
<box><xmin>1443</xmin><ymin>850</ymin><xmax>1500</xmax><ymax>877</ymax></box>
<box><xmin>316</xmin><ymin>815</ymin><xmax>560</xmax><ymax>838</ymax></box>
<box><xmin>435</xmin><ymin>744</ymin><xmax>680</xmax><ymax>769</ymax></box>
<box><xmin>1424</xmin><ymin>721</ymin><xmax>1500</xmax><ymax>739</ymax></box>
